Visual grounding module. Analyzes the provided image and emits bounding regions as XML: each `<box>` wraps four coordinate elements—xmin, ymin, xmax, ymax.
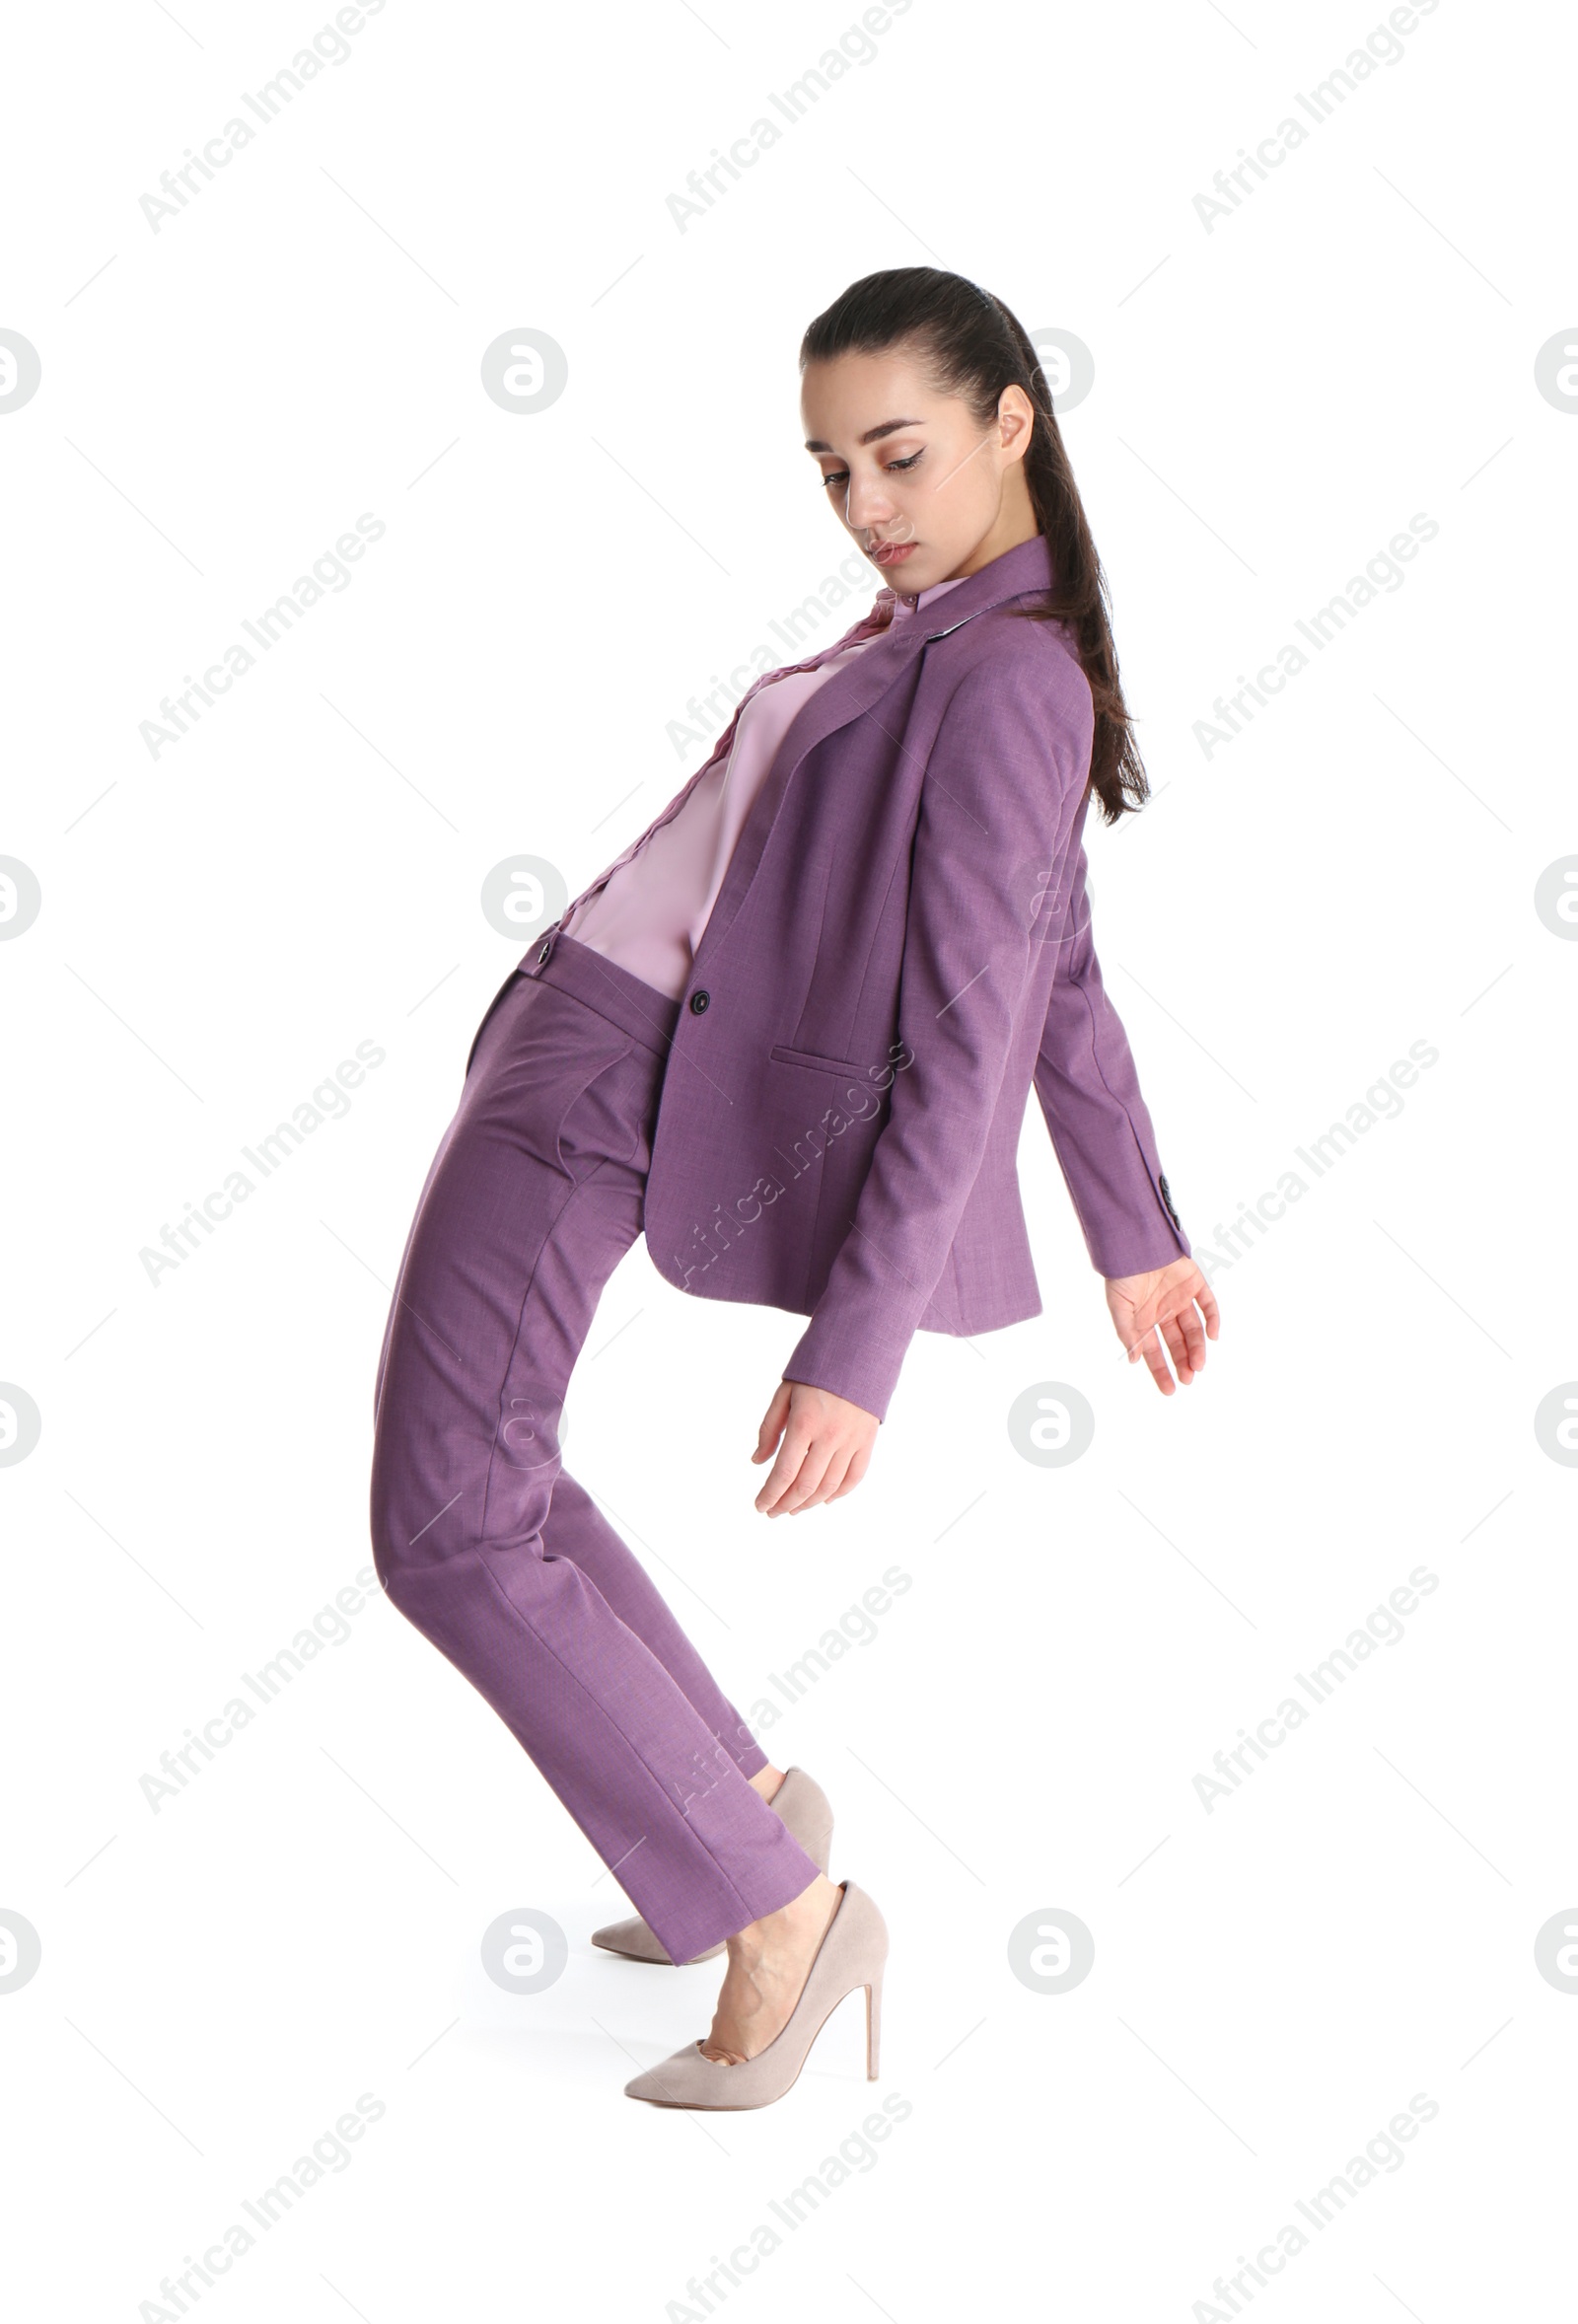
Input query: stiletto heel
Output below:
<box><xmin>623</xmin><ymin>1879</ymin><xmax>890</xmax><ymax>2111</ymax></box>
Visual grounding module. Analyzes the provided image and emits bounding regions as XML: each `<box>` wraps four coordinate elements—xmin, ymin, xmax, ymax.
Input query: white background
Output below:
<box><xmin>3</xmin><ymin>1</ymin><xmax>1575</xmax><ymax>2317</ymax></box>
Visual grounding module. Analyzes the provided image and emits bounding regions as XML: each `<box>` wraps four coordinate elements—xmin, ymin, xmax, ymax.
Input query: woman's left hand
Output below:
<box><xmin>1106</xmin><ymin>1258</ymin><xmax>1220</xmax><ymax>1392</ymax></box>
<box><xmin>753</xmin><ymin>1379</ymin><xmax>879</xmax><ymax>1513</ymax></box>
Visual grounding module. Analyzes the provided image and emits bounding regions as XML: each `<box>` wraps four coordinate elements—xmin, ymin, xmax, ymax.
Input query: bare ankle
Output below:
<box><xmin>731</xmin><ymin>1874</ymin><xmax>838</xmax><ymax>1956</ymax></box>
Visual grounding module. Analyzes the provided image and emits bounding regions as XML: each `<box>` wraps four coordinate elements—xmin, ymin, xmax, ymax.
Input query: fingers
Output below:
<box><xmin>1175</xmin><ymin>1302</ymin><xmax>1208</xmax><ymax>1374</ymax></box>
<box><xmin>1118</xmin><ymin>1269</ymin><xmax>1220</xmax><ymax>1395</ymax></box>
<box><xmin>826</xmin><ymin>1442</ymin><xmax>872</xmax><ymax>1501</ymax></box>
<box><xmin>1158</xmin><ymin>1311</ymin><xmax>1195</xmax><ymax>1382</ymax></box>
<box><xmin>1145</xmin><ymin>1299</ymin><xmax>1208</xmax><ymax>1388</ymax></box>
<box><xmin>791</xmin><ymin>1444</ymin><xmax>856</xmax><ymax>1511</ymax></box>
<box><xmin>754</xmin><ymin>1408</ymin><xmax>827</xmax><ymax>1513</ymax></box>
<box><xmin>755</xmin><ymin>1428</ymin><xmax>835</xmax><ymax>1514</ymax></box>
<box><xmin>1169</xmin><ymin>1269</ymin><xmax>1221</xmax><ymax>1344</ymax></box>
<box><xmin>753</xmin><ymin>1422</ymin><xmax>870</xmax><ymax>1513</ymax></box>
<box><xmin>1134</xmin><ymin>1324</ymin><xmax>1177</xmax><ymax>1395</ymax></box>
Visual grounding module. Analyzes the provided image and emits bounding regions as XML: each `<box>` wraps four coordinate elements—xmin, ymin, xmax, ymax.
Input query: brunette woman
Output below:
<box><xmin>370</xmin><ymin>267</ymin><xmax>1217</xmax><ymax>2110</ymax></box>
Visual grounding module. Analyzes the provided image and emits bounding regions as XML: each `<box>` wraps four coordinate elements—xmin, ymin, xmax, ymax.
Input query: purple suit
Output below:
<box><xmin>369</xmin><ymin>531</ymin><xmax>1192</xmax><ymax>1967</ymax></box>
<box><xmin>535</xmin><ymin>530</ymin><xmax>1189</xmax><ymax>1423</ymax></box>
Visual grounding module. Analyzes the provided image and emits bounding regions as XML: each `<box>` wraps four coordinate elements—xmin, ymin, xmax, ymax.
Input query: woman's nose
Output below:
<box><xmin>844</xmin><ymin>472</ymin><xmax>898</xmax><ymax>533</ymax></box>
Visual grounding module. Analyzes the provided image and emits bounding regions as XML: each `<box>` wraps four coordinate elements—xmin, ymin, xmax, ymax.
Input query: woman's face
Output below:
<box><xmin>801</xmin><ymin>343</ymin><xmax>1038</xmax><ymax>597</ymax></box>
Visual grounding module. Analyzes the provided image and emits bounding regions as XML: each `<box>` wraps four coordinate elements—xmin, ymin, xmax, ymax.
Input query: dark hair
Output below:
<box><xmin>800</xmin><ymin>266</ymin><xmax>1146</xmax><ymax>825</ymax></box>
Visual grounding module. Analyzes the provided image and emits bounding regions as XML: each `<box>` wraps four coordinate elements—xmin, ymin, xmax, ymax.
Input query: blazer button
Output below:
<box><xmin>688</xmin><ymin>988</ymin><xmax>710</xmax><ymax>1014</ymax></box>
<box><xmin>537</xmin><ymin>938</ymin><xmax>551</xmax><ymax>963</ymax></box>
<box><xmin>1159</xmin><ymin>1171</ymin><xmax>1180</xmax><ymax>1226</ymax></box>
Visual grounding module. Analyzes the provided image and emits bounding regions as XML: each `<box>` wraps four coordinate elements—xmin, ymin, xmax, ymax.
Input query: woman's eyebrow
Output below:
<box><xmin>804</xmin><ymin>417</ymin><xmax>925</xmax><ymax>453</ymax></box>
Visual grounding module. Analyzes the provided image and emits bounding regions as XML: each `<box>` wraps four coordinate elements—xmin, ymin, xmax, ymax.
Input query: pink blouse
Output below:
<box><xmin>560</xmin><ymin>571</ymin><xmax>971</xmax><ymax>1000</ymax></box>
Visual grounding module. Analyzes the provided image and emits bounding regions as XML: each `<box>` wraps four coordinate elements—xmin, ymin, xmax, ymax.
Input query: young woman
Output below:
<box><xmin>369</xmin><ymin>266</ymin><xmax>1218</xmax><ymax>2112</ymax></box>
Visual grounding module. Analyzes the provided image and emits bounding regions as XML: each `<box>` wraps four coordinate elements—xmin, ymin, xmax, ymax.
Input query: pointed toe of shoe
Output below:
<box><xmin>623</xmin><ymin>2042</ymin><xmax>730</xmax><ymax>2107</ymax></box>
<box><xmin>592</xmin><ymin>1915</ymin><xmax>674</xmax><ymax>1963</ymax></box>
<box><xmin>592</xmin><ymin>1916</ymin><xmax>725</xmax><ymax>1965</ymax></box>
<box><xmin>623</xmin><ymin>1880</ymin><xmax>889</xmax><ymax>2110</ymax></box>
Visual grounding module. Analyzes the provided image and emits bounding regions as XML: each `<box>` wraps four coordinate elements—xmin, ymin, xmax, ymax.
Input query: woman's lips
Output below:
<box><xmin>872</xmin><ymin>541</ymin><xmax>917</xmax><ymax>566</ymax></box>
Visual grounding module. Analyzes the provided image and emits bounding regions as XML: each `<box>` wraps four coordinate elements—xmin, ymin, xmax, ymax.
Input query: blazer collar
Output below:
<box><xmin>689</xmin><ymin>531</ymin><xmax>1056</xmax><ymax>976</ymax></box>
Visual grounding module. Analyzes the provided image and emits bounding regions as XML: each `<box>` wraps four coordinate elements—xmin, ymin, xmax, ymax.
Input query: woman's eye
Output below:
<box><xmin>820</xmin><ymin>452</ymin><xmax>922</xmax><ymax>490</ymax></box>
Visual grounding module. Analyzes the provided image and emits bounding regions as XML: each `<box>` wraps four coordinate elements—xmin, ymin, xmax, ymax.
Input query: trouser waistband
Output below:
<box><xmin>522</xmin><ymin>929</ymin><xmax>682</xmax><ymax>1057</ymax></box>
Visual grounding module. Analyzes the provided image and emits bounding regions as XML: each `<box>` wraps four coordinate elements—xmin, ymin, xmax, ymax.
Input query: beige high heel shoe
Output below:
<box><xmin>592</xmin><ymin>1766</ymin><xmax>834</xmax><ymax>1965</ymax></box>
<box><xmin>622</xmin><ymin>1879</ymin><xmax>887</xmax><ymax>2110</ymax></box>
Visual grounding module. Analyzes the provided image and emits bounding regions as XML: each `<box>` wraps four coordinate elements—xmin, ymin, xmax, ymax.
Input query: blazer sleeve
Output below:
<box><xmin>1032</xmin><ymin>840</ymin><xmax>1192</xmax><ymax>1278</ymax></box>
<box><xmin>778</xmin><ymin>644</ymin><xmax>1089</xmax><ymax>1423</ymax></box>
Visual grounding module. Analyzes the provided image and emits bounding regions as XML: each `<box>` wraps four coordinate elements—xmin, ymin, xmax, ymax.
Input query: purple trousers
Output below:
<box><xmin>368</xmin><ymin>932</ymin><xmax>821</xmax><ymax>1965</ymax></box>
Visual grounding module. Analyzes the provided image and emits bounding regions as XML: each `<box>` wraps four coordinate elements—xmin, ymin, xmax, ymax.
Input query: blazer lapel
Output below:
<box><xmin>689</xmin><ymin>534</ymin><xmax>1056</xmax><ymax>976</ymax></box>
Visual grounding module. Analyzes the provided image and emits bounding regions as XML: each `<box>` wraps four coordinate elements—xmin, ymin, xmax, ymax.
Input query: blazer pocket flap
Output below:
<box><xmin>769</xmin><ymin>1041</ymin><xmax>872</xmax><ymax>1077</ymax></box>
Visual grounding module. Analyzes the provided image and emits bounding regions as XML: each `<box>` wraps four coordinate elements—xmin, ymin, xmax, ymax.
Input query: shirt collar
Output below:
<box><xmin>877</xmin><ymin>571</ymin><xmax>974</xmax><ymax>627</ymax></box>
<box><xmin>840</xmin><ymin>537</ymin><xmax>1053</xmax><ymax>656</ymax></box>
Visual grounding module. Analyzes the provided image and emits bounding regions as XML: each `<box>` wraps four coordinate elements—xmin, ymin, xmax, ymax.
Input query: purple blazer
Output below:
<box><xmin>535</xmin><ymin>532</ymin><xmax>1190</xmax><ymax>1422</ymax></box>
